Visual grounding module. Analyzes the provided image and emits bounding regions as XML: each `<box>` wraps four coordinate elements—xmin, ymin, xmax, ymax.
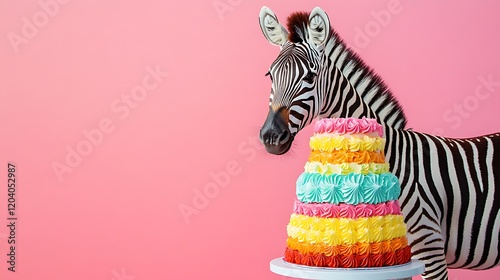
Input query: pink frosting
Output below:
<box><xmin>313</xmin><ymin>117</ymin><xmax>384</xmax><ymax>137</ymax></box>
<box><xmin>339</xmin><ymin>204</ymin><xmax>356</xmax><ymax>219</ymax></box>
<box><xmin>293</xmin><ymin>200</ymin><xmax>401</xmax><ymax>219</ymax></box>
<box><xmin>374</xmin><ymin>203</ymin><xmax>388</xmax><ymax>216</ymax></box>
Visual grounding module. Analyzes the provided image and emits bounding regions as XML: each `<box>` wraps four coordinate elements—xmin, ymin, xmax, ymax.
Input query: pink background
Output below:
<box><xmin>1</xmin><ymin>0</ymin><xmax>499</xmax><ymax>279</ymax></box>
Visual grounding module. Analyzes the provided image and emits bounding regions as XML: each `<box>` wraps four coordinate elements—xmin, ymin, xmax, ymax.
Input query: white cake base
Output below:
<box><xmin>270</xmin><ymin>258</ymin><xmax>425</xmax><ymax>280</ymax></box>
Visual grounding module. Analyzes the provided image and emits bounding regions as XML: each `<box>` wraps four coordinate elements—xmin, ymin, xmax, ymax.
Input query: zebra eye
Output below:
<box><xmin>303</xmin><ymin>71</ymin><xmax>316</xmax><ymax>83</ymax></box>
<box><xmin>265</xmin><ymin>71</ymin><xmax>273</xmax><ymax>81</ymax></box>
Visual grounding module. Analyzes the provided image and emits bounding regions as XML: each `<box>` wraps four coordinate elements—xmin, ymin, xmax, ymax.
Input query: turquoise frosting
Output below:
<box><xmin>296</xmin><ymin>173</ymin><xmax>400</xmax><ymax>205</ymax></box>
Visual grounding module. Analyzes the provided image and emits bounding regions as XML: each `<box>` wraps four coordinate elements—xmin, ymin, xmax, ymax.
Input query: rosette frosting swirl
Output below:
<box><xmin>314</xmin><ymin>117</ymin><xmax>384</xmax><ymax>137</ymax></box>
<box><xmin>284</xmin><ymin>246</ymin><xmax>411</xmax><ymax>268</ymax></box>
<box><xmin>310</xmin><ymin>135</ymin><xmax>386</xmax><ymax>153</ymax></box>
<box><xmin>287</xmin><ymin>214</ymin><xmax>407</xmax><ymax>245</ymax></box>
<box><xmin>286</xmin><ymin>236</ymin><xmax>409</xmax><ymax>257</ymax></box>
<box><xmin>284</xmin><ymin>117</ymin><xmax>411</xmax><ymax>269</ymax></box>
<box><xmin>308</xmin><ymin>150</ymin><xmax>386</xmax><ymax>164</ymax></box>
<box><xmin>296</xmin><ymin>173</ymin><xmax>401</xmax><ymax>205</ymax></box>
<box><xmin>304</xmin><ymin>162</ymin><xmax>390</xmax><ymax>175</ymax></box>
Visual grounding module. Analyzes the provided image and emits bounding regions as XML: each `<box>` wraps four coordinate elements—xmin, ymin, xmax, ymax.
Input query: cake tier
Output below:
<box><xmin>310</xmin><ymin>135</ymin><xmax>385</xmax><ymax>153</ymax></box>
<box><xmin>283</xmin><ymin>118</ymin><xmax>412</xmax><ymax>268</ymax></box>
<box><xmin>305</xmin><ymin>162</ymin><xmax>390</xmax><ymax>175</ymax></box>
<box><xmin>284</xmin><ymin>245</ymin><xmax>411</xmax><ymax>268</ymax></box>
<box><xmin>287</xmin><ymin>214</ymin><xmax>407</xmax><ymax>246</ymax></box>
<box><xmin>296</xmin><ymin>173</ymin><xmax>401</xmax><ymax>205</ymax></box>
<box><xmin>293</xmin><ymin>200</ymin><xmax>402</xmax><ymax>219</ymax></box>
<box><xmin>314</xmin><ymin>117</ymin><xmax>384</xmax><ymax>137</ymax></box>
<box><xmin>286</xmin><ymin>236</ymin><xmax>408</xmax><ymax>256</ymax></box>
<box><xmin>309</xmin><ymin>150</ymin><xmax>385</xmax><ymax>164</ymax></box>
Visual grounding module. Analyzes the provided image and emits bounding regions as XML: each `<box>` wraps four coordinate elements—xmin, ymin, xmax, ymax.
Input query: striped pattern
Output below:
<box><xmin>267</xmin><ymin>43</ymin><xmax>322</xmax><ymax>135</ymax></box>
<box><xmin>385</xmin><ymin>129</ymin><xmax>500</xmax><ymax>277</ymax></box>
<box><xmin>262</xmin><ymin>9</ymin><xmax>500</xmax><ymax>280</ymax></box>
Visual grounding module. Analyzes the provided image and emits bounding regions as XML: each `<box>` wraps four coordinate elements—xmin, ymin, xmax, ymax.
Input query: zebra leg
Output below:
<box><xmin>402</xmin><ymin>184</ymin><xmax>449</xmax><ymax>280</ymax></box>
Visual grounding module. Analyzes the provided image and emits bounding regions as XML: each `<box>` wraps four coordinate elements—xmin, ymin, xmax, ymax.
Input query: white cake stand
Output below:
<box><xmin>270</xmin><ymin>258</ymin><xmax>425</xmax><ymax>280</ymax></box>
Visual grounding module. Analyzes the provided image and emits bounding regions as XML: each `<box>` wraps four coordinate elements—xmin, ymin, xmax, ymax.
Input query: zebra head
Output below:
<box><xmin>258</xmin><ymin>7</ymin><xmax>331</xmax><ymax>155</ymax></box>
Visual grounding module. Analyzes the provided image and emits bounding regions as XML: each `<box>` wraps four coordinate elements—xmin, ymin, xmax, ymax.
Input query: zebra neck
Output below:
<box><xmin>322</xmin><ymin>33</ymin><xmax>408</xmax><ymax>130</ymax></box>
<box><xmin>318</xmin><ymin>66</ymin><xmax>378</xmax><ymax>121</ymax></box>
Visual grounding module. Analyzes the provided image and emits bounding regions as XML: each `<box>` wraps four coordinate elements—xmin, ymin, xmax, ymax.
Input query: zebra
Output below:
<box><xmin>258</xmin><ymin>6</ymin><xmax>500</xmax><ymax>280</ymax></box>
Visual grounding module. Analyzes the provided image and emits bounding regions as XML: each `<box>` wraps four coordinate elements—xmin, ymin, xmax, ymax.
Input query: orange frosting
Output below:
<box><xmin>309</xmin><ymin>150</ymin><xmax>386</xmax><ymax>164</ymax></box>
<box><xmin>286</xmin><ymin>236</ymin><xmax>408</xmax><ymax>256</ymax></box>
<box><xmin>284</xmin><ymin>246</ymin><xmax>411</xmax><ymax>268</ymax></box>
<box><xmin>357</xmin><ymin>242</ymin><xmax>372</xmax><ymax>255</ymax></box>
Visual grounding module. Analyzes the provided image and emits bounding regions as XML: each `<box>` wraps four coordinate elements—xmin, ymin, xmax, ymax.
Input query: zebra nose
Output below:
<box><xmin>259</xmin><ymin>129</ymin><xmax>294</xmax><ymax>155</ymax></box>
<box><xmin>259</xmin><ymin>108</ymin><xmax>294</xmax><ymax>155</ymax></box>
<box><xmin>278</xmin><ymin>130</ymin><xmax>291</xmax><ymax>144</ymax></box>
<box><xmin>259</xmin><ymin>129</ymin><xmax>290</xmax><ymax>146</ymax></box>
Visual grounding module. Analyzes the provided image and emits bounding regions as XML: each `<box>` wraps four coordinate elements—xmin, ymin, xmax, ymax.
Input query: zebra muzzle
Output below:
<box><xmin>259</xmin><ymin>107</ymin><xmax>294</xmax><ymax>155</ymax></box>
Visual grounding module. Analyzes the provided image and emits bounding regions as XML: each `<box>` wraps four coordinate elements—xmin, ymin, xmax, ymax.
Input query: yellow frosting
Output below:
<box><xmin>287</xmin><ymin>214</ymin><xmax>407</xmax><ymax>246</ymax></box>
<box><xmin>309</xmin><ymin>135</ymin><xmax>385</xmax><ymax>152</ymax></box>
<box><xmin>304</xmin><ymin>162</ymin><xmax>390</xmax><ymax>175</ymax></box>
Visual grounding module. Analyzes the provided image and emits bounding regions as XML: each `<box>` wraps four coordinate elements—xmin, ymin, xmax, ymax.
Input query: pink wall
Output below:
<box><xmin>1</xmin><ymin>0</ymin><xmax>499</xmax><ymax>279</ymax></box>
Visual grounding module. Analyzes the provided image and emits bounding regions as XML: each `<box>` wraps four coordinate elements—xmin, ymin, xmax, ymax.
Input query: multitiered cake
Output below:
<box><xmin>284</xmin><ymin>117</ymin><xmax>412</xmax><ymax>268</ymax></box>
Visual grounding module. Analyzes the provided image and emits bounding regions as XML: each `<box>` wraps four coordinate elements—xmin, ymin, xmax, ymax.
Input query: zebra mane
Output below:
<box><xmin>286</xmin><ymin>12</ymin><xmax>309</xmax><ymax>43</ymax></box>
<box><xmin>286</xmin><ymin>11</ymin><xmax>408</xmax><ymax>129</ymax></box>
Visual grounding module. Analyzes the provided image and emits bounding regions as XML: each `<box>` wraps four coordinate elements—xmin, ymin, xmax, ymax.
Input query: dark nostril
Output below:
<box><xmin>278</xmin><ymin>131</ymin><xmax>290</xmax><ymax>144</ymax></box>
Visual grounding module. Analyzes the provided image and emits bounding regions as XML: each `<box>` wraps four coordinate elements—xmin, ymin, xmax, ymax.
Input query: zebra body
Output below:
<box><xmin>258</xmin><ymin>6</ymin><xmax>500</xmax><ymax>280</ymax></box>
<box><xmin>386</xmin><ymin>128</ymin><xmax>500</xmax><ymax>277</ymax></box>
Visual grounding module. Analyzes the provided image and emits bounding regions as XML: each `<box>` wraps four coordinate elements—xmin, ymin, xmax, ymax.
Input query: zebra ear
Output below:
<box><xmin>259</xmin><ymin>6</ymin><xmax>289</xmax><ymax>47</ymax></box>
<box><xmin>308</xmin><ymin>7</ymin><xmax>330</xmax><ymax>47</ymax></box>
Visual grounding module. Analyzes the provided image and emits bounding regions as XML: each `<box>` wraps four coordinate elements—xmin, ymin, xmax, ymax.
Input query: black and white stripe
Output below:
<box><xmin>384</xmin><ymin>127</ymin><xmax>500</xmax><ymax>279</ymax></box>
